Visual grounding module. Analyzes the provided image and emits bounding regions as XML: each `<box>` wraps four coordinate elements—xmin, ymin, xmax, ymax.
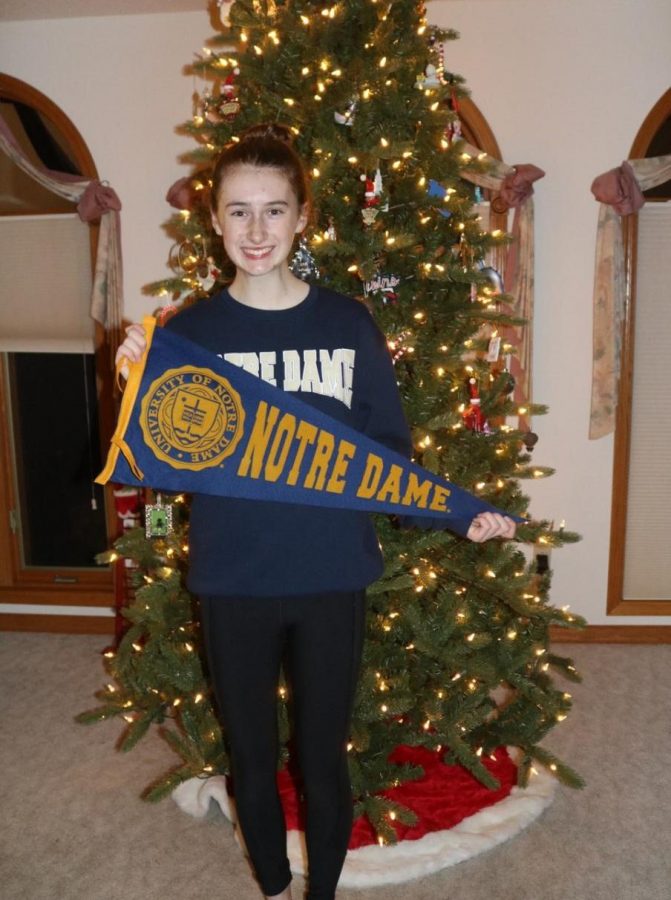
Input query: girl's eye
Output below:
<box><xmin>268</xmin><ymin>207</ymin><xmax>284</xmax><ymax>216</ymax></box>
<box><xmin>231</xmin><ymin>209</ymin><xmax>247</xmax><ymax>217</ymax></box>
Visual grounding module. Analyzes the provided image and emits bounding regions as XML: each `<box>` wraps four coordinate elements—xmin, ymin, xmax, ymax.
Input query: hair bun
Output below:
<box><xmin>239</xmin><ymin>122</ymin><xmax>294</xmax><ymax>146</ymax></box>
<box><xmin>210</xmin><ymin>120</ymin><xmax>309</xmax><ymax>211</ymax></box>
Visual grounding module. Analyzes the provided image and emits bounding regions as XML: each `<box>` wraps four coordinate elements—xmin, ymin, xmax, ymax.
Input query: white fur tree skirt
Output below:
<box><xmin>172</xmin><ymin>764</ymin><xmax>556</xmax><ymax>887</ymax></box>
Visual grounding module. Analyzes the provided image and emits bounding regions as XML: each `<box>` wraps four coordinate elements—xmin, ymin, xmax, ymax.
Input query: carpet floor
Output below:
<box><xmin>1</xmin><ymin>633</ymin><xmax>669</xmax><ymax>900</ymax></box>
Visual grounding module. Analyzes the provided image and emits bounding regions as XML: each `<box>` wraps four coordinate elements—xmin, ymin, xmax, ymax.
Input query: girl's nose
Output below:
<box><xmin>247</xmin><ymin>214</ymin><xmax>267</xmax><ymax>243</ymax></box>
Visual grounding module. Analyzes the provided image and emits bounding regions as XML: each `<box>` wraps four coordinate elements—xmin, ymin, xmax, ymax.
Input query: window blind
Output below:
<box><xmin>0</xmin><ymin>213</ymin><xmax>93</xmax><ymax>353</ymax></box>
<box><xmin>622</xmin><ymin>202</ymin><xmax>671</xmax><ymax>600</ymax></box>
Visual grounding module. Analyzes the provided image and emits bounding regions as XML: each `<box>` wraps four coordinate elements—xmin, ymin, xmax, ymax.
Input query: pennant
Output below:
<box><xmin>97</xmin><ymin>318</ymin><xmax>523</xmax><ymax>535</ymax></box>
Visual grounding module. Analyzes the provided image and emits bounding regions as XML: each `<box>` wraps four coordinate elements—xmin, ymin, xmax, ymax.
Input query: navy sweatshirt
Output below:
<box><xmin>164</xmin><ymin>284</ymin><xmax>467</xmax><ymax>596</ymax></box>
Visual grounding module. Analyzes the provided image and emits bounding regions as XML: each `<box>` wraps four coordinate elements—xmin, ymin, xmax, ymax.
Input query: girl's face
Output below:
<box><xmin>211</xmin><ymin>164</ymin><xmax>308</xmax><ymax>279</ymax></box>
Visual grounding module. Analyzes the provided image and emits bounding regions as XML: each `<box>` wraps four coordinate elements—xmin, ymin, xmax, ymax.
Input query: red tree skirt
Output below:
<box><xmin>173</xmin><ymin>746</ymin><xmax>556</xmax><ymax>886</ymax></box>
<box><xmin>277</xmin><ymin>744</ymin><xmax>517</xmax><ymax>849</ymax></box>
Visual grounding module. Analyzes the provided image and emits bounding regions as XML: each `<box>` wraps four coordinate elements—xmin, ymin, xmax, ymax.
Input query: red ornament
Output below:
<box><xmin>463</xmin><ymin>378</ymin><xmax>490</xmax><ymax>434</ymax></box>
<box><xmin>166</xmin><ymin>176</ymin><xmax>196</xmax><ymax>211</ymax></box>
<box><xmin>113</xmin><ymin>486</ymin><xmax>143</xmax><ymax>532</ymax></box>
<box><xmin>360</xmin><ymin>174</ymin><xmax>379</xmax><ymax>208</ymax></box>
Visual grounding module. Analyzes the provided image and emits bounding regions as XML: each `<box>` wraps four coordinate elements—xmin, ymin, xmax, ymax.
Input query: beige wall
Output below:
<box><xmin>433</xmin><ymin>0</ymin><xmax>671</xmax><ymax>626</ymax></box>
<box><xmin>1</xmin><ymin>0</ymin><xmax>670</xmax><ymax>626</ymax></box>
<box><xmin>1</xmin><ymin>11</ymin><xmax>211</xmax><ymax>319</ymax></box>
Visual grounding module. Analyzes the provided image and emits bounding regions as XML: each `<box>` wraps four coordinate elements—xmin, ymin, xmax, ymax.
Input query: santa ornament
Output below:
<box><xmin>219</xmin><ymin>69</ymin><xmax>241</xmax><ymax>121</ymax></box>
<box><xmin>463</xmin><ymin>377</ymin><xmax>491</xmax><ymax>434</ymax></box>
<box><xmin>360</xmin><ymin>169</ymin><xmax>383</xmax><ymax>224</ymax></box>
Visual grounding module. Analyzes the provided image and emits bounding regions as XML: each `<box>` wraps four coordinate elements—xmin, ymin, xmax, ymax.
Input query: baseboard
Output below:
<box><xmin>0</xmin><ymin>613</ymin><xmax>114</xmax><ymax>635</ymax></box>
<box><xmin>550</xmin><ymin>624</ymin><xmax>671</xmax><ymax>644</ymax></box>
<box><xmin>3</xmin><ymin>618</ymin><xmax>669</xmax><ymax>643</ymax></box>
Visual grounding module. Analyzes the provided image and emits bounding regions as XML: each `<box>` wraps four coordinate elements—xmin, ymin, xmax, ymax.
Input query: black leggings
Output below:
<box><xmin>199</xmin><ymin>590</ymin><xmax>367</xmax><ymax>899</ymax></box>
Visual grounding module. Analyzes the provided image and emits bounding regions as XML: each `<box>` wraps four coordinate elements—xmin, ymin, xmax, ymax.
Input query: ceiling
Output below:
<box><xmin>0</xmin><ymin>1</ymin><xmax>209</xmax><ymax>22</ymax></box>
<box><xmin>0</xmin><ymin>0</ymin><xmax>481</xmax><ymax>23</ymax></box>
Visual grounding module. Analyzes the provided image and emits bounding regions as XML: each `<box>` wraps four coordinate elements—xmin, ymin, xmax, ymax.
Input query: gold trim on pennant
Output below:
<box><xmin>95</xmin><ymin>316</ymin><xmax>157</xmax><ymax>484</ymax></box>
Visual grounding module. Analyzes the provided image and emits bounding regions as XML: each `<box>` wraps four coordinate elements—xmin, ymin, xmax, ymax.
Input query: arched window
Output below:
<box><xmin>0</xmin><ymin>74</ymin><xmax>115</xmax><ymax>633</ymax></box>
<box><xmin>608</xmin><ymin>88</ymin><xmax>671</xmax><ymax>616</ymax></box>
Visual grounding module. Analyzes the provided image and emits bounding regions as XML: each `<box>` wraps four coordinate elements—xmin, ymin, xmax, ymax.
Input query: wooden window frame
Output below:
<box><xmin>607</xmin><ymin>88</ymin><xmax>671</xmax><ymax>616</ymax></box>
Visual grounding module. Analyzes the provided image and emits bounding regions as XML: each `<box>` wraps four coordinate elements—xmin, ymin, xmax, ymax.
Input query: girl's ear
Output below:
<box><xmin>295</xmin><ymin>203</ymin><xmax>309</xmax><ymax>235</ymax></box>
<box><xmin>211</xmin><ymin>209</ymin><xmax>222</xmax><ymax>236</ymax></box>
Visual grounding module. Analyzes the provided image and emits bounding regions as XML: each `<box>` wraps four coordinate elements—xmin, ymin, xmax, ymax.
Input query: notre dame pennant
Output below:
<box><xmin>97</xmin><ymin>317</ymin><xmax>523</xmax><ymax>534</ymax></box>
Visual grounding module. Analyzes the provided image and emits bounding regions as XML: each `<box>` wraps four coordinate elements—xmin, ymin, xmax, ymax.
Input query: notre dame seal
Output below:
<box><xmin>140</xmin><ymin>366</ymin><xmax>245</xmax><ymax>470</ymax></box>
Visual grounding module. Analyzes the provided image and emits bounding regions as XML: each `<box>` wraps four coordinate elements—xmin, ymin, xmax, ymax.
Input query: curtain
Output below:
<box><xmin>460</xmin><ymin>143</ymin><xmax>544</xmax><ymax>431</ymax></box>
<box><xmin>0</xmin><ymin>108</ymin><xmax>123</xmax><ymax>336</ymax></box>
<box><xmin>589</xmin><ymin>154</ymin><xmax>671</xmax><ymax>438</ymax></box>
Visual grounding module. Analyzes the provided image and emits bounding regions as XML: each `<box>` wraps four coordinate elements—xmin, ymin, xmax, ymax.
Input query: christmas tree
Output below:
<box><xmin>79</xmin><ymin>0</ymin><xmax>585</xmax><ymax>841</ymax></box>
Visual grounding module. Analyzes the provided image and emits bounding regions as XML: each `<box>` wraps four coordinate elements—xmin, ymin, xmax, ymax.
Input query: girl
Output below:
<box><xmin>117</xmin><ymin>124</ymin><xmax>515</xmax><ymax>900</ymax></box>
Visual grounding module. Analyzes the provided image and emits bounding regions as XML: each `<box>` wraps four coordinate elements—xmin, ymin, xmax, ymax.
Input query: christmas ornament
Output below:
<box><xmin>446</xmin><ymin>115</ymin><xmax>463</xmax><ymax>144</ymax></box>
<box><xmin>458</xmin><ymin>233</ymin><xmax>474</xmax><ymax>269</ymax></box>
<box><xmin>363</xmin><ymin>272</ymin><xmax>401</xmax><ymax>304</ymax></box>
<box><xmin>167</xmin><ymin>238</ymin><xmax>220</xmax><ymax>302</ymax></box>
<box><xmin>113</xmin><ymin>486</ymin><xmax>143</xmax><ymax>532</ymax></box>
<box><xmin>463</xmin><ymin>378</ymin><xmax>491</xmax><ymax>434</ymax></box>
<box><xmin>158</xmin><ymin>303</ymin><xmax>179</xmax><ymax>326</ymax></box>
<box><xmin>334</xmin><ymin>97</ymin><xmax>357</xmax><ymax>126</ymax></box>
<box><xmin>486</xmin><ymin>333</ymin><xmax>502</xmax><ymax>362</ymax></box>
<box><xmin>373</xmin><ymin>168</ymin><xmax>383</xmax><ymax>196</ymax></box>
<box><xmin>522</xmin><ymin>431</ymin><xmax>539</xmax><ymax>451</ymax></box>
<box><xmin>500</xmin><ymin>371</ymin><xmax>516</xmax><ymax>395</ymax></box>
<box><xmin>445</xmin><ymin>87</ymin><xmax>463</xmax><ymax>144</ymax></box>
<box><xmin>201</xmin><ymin>88</ymin><xmax>223</xmax><ymax>125</ymax></box>
<box><xmin>435</xmin><ymin>32</ymin><xmax>447</xmax><ymax>84</ymax></box>
<box><xmin>194</xmin><ymin>257</ymin><xmax>221</xmax><ymax>293</ymax></box>
<box><xmin>166</xmin><ymin>176</ymin><xmax>197</xmax><ymax>212</ymax></box>
<box><xmin>219</xmin><ymin>69</ymin><xmax>241</xmax><ymax>121</ymax></box>
<box><xmin>427</xmin><ymin>179</ymin><xmax>452</xmax><ymax>218</ymax></box>
<box><xmin>477</xmin><ymin>260</ymin><xmax>504</xmax><ymax>295</ymax></box>
<box><xmin>170</xmin><ymin>238</ymin><xmax>204</xmax><ymax>275</ymax></box>
<box><xmin>387</xmin><ymin>329</ymin><xmax>411</xmax><ymax>362</ymax></box>
<box><xmin>290</xmin><ymin>237</ymin><xmax>320</xmax><ymax>281</ymax></box>
<box><xmin>145</xmin><ymin>493</ymin><xmax>174</xmax><ymax>538</ymax></box>
<box><xmin>360</xmin><ymin>171</ymin><xmax>382</xmax><ymax>225</ymax></box>
<box><xmin>215</xmin><ymin>0</ymin><xmax>232</xmax><ymax>27</ymax></box>
<box><xmin>361</xmin><ymin>207</ymin><xmax>378</xmax><ymax>226</ymax></box>
<box><xmin>421</xmin><ymin>63</ymin><xmax>441</xmax><ymax>88</ymax></box>
<box><xmin>324</xmin><ymin>217</ymin><xmax>337</xmax><ymax>241</ymax></box>
<box><xmin>198</xmin><ymin>69</ymin><xmax>240</xmax><ymax>125</ymax></box>
<box><xmin>425</xmin><ymin>30</ymin><xmax>447</xmax><ymax>87</ymax></box>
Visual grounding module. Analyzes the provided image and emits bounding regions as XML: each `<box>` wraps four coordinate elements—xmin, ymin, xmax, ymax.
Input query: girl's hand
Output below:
<box><xmin>467</xmin><ymin>512</ymin><xmax>516</xmax><ymax>543</ymax></box>
<box><xmin>115</xmin><ymin>324</ymin><xmax>147</xmax><ymax>380</ymax></box>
